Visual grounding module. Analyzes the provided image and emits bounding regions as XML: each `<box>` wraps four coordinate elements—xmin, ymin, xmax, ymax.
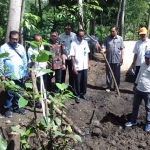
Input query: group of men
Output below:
<box><xmin>0</xmin><ymin>23</ymin><xmax>90</xmax><ymax>118</ymax></box>
<box><xmin>1</xmin><ymin>24</ymin><xmax>150</xmax><ymax>133</ymax></box>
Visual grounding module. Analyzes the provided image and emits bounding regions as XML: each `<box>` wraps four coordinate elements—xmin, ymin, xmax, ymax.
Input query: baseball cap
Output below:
<box><xmin>139</xmin><ymin>27</ymin><xmax>147</xmax><ymax>35</ymax></box>
<box><xmin>145</xmin><ymin>51</ymin><xmax>150</xmax><ymax>58</ymax></box>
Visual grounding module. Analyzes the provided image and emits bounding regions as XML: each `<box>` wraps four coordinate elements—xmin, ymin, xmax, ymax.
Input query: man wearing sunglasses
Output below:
<box><xmin>59</xmin><ymin>23</ymin><xmax>76</xmax><ymax>90</ymax></box>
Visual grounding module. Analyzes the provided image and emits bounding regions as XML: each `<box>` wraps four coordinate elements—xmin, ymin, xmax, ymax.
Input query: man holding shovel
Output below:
<box><xmin>101</xmin><ymin>25</ymin><xmax>125</xmax><ymax>92</ymax></box>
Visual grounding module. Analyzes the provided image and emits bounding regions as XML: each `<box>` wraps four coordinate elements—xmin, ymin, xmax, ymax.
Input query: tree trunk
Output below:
<box><xmin>116</xmin><ymin>0</ymin><xmax>122</xmax><ymax>27</ymax></box>
<box><xmin>78</xmin><ymin>0</ymin><xmax>83</xmax><ymax>29</ymax></box>
<box><xmin>119</xmin><ymin>0</ymin><xmax>126</xmax><ymax>38</ymax></box>
<box><xmin>147</xmin><ymin>8</ymin><xmax>150</xmax><ymax>37</ymax></box>
<box><xmin>38</xmin><ymin>0</ymin><xmax>43</xmax><ymax>27</ymax></box>
<box><xmin>90</xmin><ymin>19</ymin><xmax>95</xmax><ymax>35</ymax></box>
<box><xmin>5</xmin><ymin>0</ymin><xmax>22</xmax><ymax>42</ymax></box>
<box><xmin>20</xmin><ymin>0</ymin><xmax>25</xmax><ymax>46</ymax></box>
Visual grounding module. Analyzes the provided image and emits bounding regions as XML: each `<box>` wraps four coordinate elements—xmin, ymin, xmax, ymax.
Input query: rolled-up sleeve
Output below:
<box><xmin>0</xmin><ymin>47</ymin><xmax>5</xmax><ymax>76</ymax></box>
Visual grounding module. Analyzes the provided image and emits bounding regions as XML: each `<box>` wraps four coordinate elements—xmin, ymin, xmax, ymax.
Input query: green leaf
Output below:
<box><xmin>36</xmin><ymin>53</ymin><xmax>49</xmax><ymax>62</ymax></box>
<box><xmin>54</xmin><ymin>131</ymin><xmax>65</xmax><ymax>138</ymax></box>
<box><xmin>39</xmin><ymin>69</ymin><xmax>53</xmax><ymax>74</ymax></box>
<box><xmin>56</xmin><ymin>83</ymin><xmax>67</xmax><ymax>91</ymax></box>
<box><xmin>55</xmin><ymin>117</ymin><xmax>61</xmax><ymax>126</ymax></box>
<box><xmin>25</xmin><ymin>82</ymin><xmax>33</xmax><ymax>89</ymax></box>
<box><xmin>18</xmin><ymin>97</ymin><xmax>28</xmax><ymax>108</ymax></box>
<box><xmin>74</xmin><ymin>135</ymin><xmax>82</xmax><ymax>142</ymax></box>
<box><xmin>40</xmin><ymin>117</ymin><xmax>51</xmax><ymax>127</ymax></box>
<box><xmin>11</xmin><ymin>126</ymin><xmax>25</xmax><ymax>135</ymax></box>
<box><xmin>0</xmin><ymin>52</ymin><xmax>9</xmax><ymax>58</ymax></box>
<box><xmin>0</xmin><ymin>135</ymin><xmax>7</xmax><ymax>150</ymax></box>
<box><xmin>66</xmin><ymin>125</ymin><xmax>72</xmax><ymax>133</ymax></box>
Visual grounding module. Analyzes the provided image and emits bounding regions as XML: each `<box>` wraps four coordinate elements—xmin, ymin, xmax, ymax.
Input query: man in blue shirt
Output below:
<box><xmin>0</xmin><ymin>30</ymin><xmax>28</xmax><ymax>118</ymax></box>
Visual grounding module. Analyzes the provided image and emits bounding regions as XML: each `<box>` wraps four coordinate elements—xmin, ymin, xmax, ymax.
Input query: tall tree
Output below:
<box><xmin>147</xmin><ymin>3</ymin><xmax>150</xmax><ymax>37</ymax></box>
<box><xmin>116</xmin><ymin>0</ymin><xmax>122</xmax><ymax>27</ymax></box>
<box><xmin>119</xmin><ymin>0</ymin><xmax>126</xmax><ymax>38</ymax></box>
<box><xmin>78</xmin><ymin>0</ymin><xmax>83</xmax><ymax>29</ymax></box>
<box><xmin>5</xmin><ymin>0</ymin><xmax>22</xmax><ymax>42</ymax></box>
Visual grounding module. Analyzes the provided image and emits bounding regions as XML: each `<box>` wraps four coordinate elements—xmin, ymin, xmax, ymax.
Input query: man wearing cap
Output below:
<box><xmin>125</xmin><ymin>50</ymin><xmax>150</xmax><ymax>131</ymax></box>
<box><xmin>131</xmin><ymin>27</ymin><xmax>150</xmax><ymax>79</ymax></box>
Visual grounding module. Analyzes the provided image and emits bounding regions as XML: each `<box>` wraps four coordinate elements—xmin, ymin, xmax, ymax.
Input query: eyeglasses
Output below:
<box><xmin>11</xmin><ymin>38</ymin><xmax>19</xmax><ymax>41</ymax></box>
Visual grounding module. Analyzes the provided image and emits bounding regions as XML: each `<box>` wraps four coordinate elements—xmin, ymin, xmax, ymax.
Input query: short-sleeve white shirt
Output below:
<box><xmin>70</xmin><ymin>39</ymin><xmax>90</xmax><ymax>71</ymax></box>
<box><xmin>133</xmin><ymin>38</ymin><xmax>150</xmax><ymax>66</ymax></box>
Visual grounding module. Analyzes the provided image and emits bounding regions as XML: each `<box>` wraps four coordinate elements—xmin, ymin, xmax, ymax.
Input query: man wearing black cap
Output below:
<box><xmin>125</xmin><ymin>50</ymin><xmax>150</xmax><ymax>131</ymax></box>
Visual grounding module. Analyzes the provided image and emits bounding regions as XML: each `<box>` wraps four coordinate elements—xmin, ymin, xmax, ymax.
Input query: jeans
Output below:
<box><xmin>61</xmin><ymin>60</ymin><xmax>73</xmax><ymax>88</ymax></box>
<box><xmin>73</xmin><ymin>69</ymin><xmax>87</xmax><ymax>97</ymax></box>
<box><xmin>4</xmin><ymin>78</ymin><xmax>24</xmax><ymax>111</ymax></box>
<box><xmin>106</xmin><ymin>63</ymin><xmax>120</xmax><ymax>88</ymax></box>
<box><xmin>130</xmin><ymin>89</ymin><xmax>150</xmax><ymax>124</ymax></box>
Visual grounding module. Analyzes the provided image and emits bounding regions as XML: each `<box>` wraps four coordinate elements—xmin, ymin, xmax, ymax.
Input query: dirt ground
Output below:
<box><xmin>0</xmin><ymin>55</ymin><xmax>150</xmax><ymax>150</ymax></box>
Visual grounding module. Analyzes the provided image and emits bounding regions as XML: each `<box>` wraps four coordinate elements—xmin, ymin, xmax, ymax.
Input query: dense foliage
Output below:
<box><xmin>0</xmin><ymin>0</ymin><xmax>150</xmax><ymax>45</ymax></box>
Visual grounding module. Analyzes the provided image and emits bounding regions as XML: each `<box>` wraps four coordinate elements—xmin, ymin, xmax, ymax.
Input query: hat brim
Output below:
<box><xmin>139</xmin><ymin>32</ymin><xmax>147</xmax><ymax>34</ymax></box>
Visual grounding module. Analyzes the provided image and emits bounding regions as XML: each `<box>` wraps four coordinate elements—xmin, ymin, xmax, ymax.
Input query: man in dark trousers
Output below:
<box><xmin>59</xmin><ymin>23</ymin><xmax>76</xmax><ymax>90</ymax></box>
<box><xmin>102</xmin><ymin>25</ymin><xmax>125</xmax><ymax>92</ymax></box>
<box><xmin>70</xmin><ymin>29</ymin><xmax>90</xmax><ymax>103</ymax></box>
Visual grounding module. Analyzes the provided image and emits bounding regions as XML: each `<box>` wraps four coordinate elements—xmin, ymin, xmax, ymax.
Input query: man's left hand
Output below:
<box><xmin>88</xmin><ymin>63</ymin><xmax>91</xmax><ymax>70</ymax></box>
<box><xmin>62</xmin><ymin>64</ymin><xmax>66</xmax><ymax>70</ymax></box>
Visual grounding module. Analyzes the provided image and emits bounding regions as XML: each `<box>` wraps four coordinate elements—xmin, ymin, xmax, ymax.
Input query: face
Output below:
<box><xmin>9</xmin><ymin>34</ymin><xmax>19</xmax><ymax>46</ymax></box>
<box><xmin>77</xmin><ymin>31</ymin><xmax>84</xmax><ymax>42</ymax></box>
<box><xmin>110</xmin><ymin>27</ymin><xmax>117</xmax><ymax>37</ymax></box>
<box><xmin>34</xmin><ymin>35</ymin><xmax>41</xmax><ymax>42</ymax></box>
<box><xmin>65</xmin><ymin>26</ymin><xmax>72</xmax><ymax>35</ymax></box>
<box><xmin>50</xmin><ymin>32</ymin><xmax>58</xmax><ymax>42</ymax></box>
<box><xmin>140</xmin><ymin>34</ymin><xmax>147</xmax><ymax>41</ymax></box>
<box><xmin>145</xmin><ymin>57</ymin><xmax>150</xmax><ymax>65</ymax></box>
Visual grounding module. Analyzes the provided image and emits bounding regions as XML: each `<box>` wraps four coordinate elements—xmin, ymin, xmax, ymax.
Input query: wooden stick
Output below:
<box><xmin>93</xmin><ymin>53</ymin><xmax>120</xmax><ymax>96</ymax></box>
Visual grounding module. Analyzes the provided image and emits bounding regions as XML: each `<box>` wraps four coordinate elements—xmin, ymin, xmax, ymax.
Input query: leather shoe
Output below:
<box><xmin>80</xmin><ymin>95</ymin><xmax>88</xmax><ymax>101</ymax></box>
<box><xmin>75</xmin><ymin>97</ymin><xmax>80</xmax><ymax>104</ymax></box>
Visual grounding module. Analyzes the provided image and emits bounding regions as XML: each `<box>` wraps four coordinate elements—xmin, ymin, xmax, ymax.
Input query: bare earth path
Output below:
<box><xmin>0</xmin><ymin>55</ymin><xmax>150</xmax><ymax>150</ymax></box>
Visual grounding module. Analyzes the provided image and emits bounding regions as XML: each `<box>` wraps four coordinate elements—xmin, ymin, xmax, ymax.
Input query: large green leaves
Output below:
<box><xmin>18</xmin><ymin>97</ymin><xmax>28</xmax><ymax>108</ymax></box>
<box><xmin>0</xmin><ymin>135</ymin><xmax>7</xmax><ymax>150</ymax></box>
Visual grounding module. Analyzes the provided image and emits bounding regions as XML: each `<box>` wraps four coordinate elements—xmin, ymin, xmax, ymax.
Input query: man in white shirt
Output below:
<box><xmin>59</xmin><ymin>23</ymin><xmax>76</xmax><ymax>90</ymax></box>
<box><xmin>131</xmin><ymin>27</ymin><xmax>150</xmax><ymax>79</ymax></box>
<box><xmin>125</xmin><ymin>50</ymin><xmax>150</xmax><ymax>131</ymax></box>
<box><xmin>70</xmin><ymin>29</ymin><xmax>90</xmax><ymax>103</ymax></box>
<box><xmin>28</xmin><ymin>34</ymin><xmax>47</xmax><ymax>108</ymax></box>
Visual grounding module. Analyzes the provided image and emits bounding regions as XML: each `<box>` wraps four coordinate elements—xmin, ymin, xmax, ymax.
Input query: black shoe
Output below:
<box><xmin>35</xmin><ymin>102</ymin><xmax>42</xmax><ymax>109</ymax></box>
<box><xmin>80</xmin><ymin>95</ymin><xmax>88</xmax><ymax>101</ymax></box>
<box><xmin>14</xmin><ymin>108</ymin><xmax>26</xmax><ymax>115</ymax></box>
<box><xmin>5</xmin><ymin>110</ymin><xmax>12</xmax><ymax>118</ymax></box>
<box><xmin>75</xmin><ymin>97</ymin><xmax>80</xmax><ymax>104</ymax></box>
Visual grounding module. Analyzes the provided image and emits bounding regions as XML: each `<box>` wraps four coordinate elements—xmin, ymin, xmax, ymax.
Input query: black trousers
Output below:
<box><xmin>73</xmin><ymin>69</ymin><xmax>87</xmax><ymax>97</ymax></box>
<box><xmin>61</xmin><ymin>60</ymin><xmax>73</xmax><ymax>88</ymax></box>
<box><xmin>48</xmin><ymin>69</ymin><xmax>62</xmax><ymax>92</ymax></box>
<box><xmin>135</xmin><ymin>66</ymin><xmax>140</xmax><ymax>79</ymax></box>
<box><xmin>106</xmin><ymin>63</ymin><xmax>120</xmax><ymax>88</ymax></box>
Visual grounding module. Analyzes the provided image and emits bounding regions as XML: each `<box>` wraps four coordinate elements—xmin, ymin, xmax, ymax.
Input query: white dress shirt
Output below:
<box><xmin>70</xmin><ymin>39</ymin><xmax>90</xmax><ymax>71</ymax></box>
<box><xmin>133</xmin><ymin>38</ymin><xmax>150</xmax><ymax>66</ymax></box>
<box><xmin>136</xmin><ymin>62</ymin><xmax>150</xmax><ymax>92</ymax></box>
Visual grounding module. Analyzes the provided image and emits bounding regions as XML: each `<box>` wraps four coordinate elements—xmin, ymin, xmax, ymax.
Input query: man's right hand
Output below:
<box><xmin>73</xmin><ymin>68</ymin><xmax>78</xmax><ymax>75</ymax></box>
<box><xmin>101</xmin><ymin>48</ymin><xmax>106</xmax><ymax>53</ymax></box>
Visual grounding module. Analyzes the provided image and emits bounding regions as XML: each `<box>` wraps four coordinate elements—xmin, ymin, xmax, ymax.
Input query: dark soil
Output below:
<box><xmin>0</xmin><ymin>55</ymin><xmax>150</xmax><ymax>150</ymax></box>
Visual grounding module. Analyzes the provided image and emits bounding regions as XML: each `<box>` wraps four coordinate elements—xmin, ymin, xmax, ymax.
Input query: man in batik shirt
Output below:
<box><xmin>47</xmin><ymin>29</ymin><xmax>66</xmax><ymax>93</ymax></box>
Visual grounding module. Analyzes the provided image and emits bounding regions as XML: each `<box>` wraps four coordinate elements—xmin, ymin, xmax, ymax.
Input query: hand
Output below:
<box><xmin>120</xmin><ymin>59</ymin><xmax>123</xmax><ymax>66</ymax></box>
<box><xmin>133</xmin><ymin>85</ymin><xmax>136</xmax><ymax>92</ymax></box>
<box><xmin>62</xmin><ymin>64</ymin><xmax>66</xmax><ymax>70</ymax></box>
<box><xmin>1</xmin><ymin>76</ymin><xmax>6</xmax><ymax>81</ymax></box>
<box><xmin>100</xmin><ymin>48</ymin><xmax>106</xmax><ymax>53</ymax></box>
<box><xmin>73</xmin><ymin>68</ymin><xmax>78</xmax><ymax>75</ymax></box>
<box><xmin>88</xmin><ymin>63</ymin><xmax>91</xmax><ymax>70</ymax></box>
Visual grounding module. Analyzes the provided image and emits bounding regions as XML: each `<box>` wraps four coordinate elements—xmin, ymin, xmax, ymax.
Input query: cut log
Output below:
<box><xmin>7</xmin><ymin>132</ymin><xmax>20</xmax><ymax>150</ymax></box>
